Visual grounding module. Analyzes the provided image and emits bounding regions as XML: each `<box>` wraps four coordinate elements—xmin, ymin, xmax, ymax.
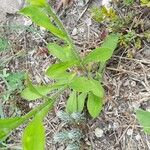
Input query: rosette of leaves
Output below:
<box><xmin>57</xmin><ymin>111</ymin><xmax>85</xmax><ymax>124</ymax></box>
<box><xmin>90</xmin><ymin>6</ymin><xmax>116</xmax><ymax>23</ymax></box>
<box><xmin>54</xmin><ymin>129</ymin><xmax>82</xmax><ymax>143</ymax></box>
<box><xmin>55</xmin><ymin>111</ymin><xmax>84</xmax><ymax>149</ymax></box>
<box><xmin>54</xmin><ymin>130</ymin><xmax>81</xmax><ymax>149</ymax></box>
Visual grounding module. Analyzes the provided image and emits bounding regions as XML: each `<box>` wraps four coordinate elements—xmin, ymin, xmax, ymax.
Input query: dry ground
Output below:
<box><xmin>0</xmin><ymin>0</ymin><xmax>150</xmax><ymax>150</ymax></box>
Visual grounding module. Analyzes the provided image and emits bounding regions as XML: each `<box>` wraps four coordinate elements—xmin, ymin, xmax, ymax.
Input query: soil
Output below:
<box><xmin>0</xmin><ymin>0</ymin><xmax>150</xmax><ymax>150</ymax></box>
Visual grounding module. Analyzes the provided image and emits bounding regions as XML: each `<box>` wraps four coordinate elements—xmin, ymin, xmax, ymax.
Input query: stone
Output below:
<box><xmin>0</xmin><ymin>0</ymin><xmax>23</xmax><ymax>22</ymax></box>
<box><xmin>135</xmin><ymin>134</ymin><xmax>141</xmax><ymax>141</ymax></box>
<box><xmin>72</xmin><ymin>28</ymin><xmax>78</xmax><ymax>36</ymax></box>
<box><xmin>95</xmin><ymin>128</ymin><xmax>104</xmax><ymax>138</ymax></box>
<box><xmin>131</xmin><ymin>81</ymin><xmax>136</xmax><ymax>87</ymax></box>
<box><xmin>127</xmin><ymin>128</ymin><xmax>133</xmax><ymax>136</ymax></box>
<box><xmin>102</xmin><ymin>0</ymin><xmax>112</xmax><ymax>9</ymax></box>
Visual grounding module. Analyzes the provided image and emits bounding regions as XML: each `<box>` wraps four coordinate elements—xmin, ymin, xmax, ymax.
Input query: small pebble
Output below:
<box><xmin>127</xmin><ymin>128</ymin><xmax>133</xmax><ymax>136</ymax></box>
<box><xmin>23</xmin><ymin>18</ymin><xmax>32</xmax><ymax>26</ymax></box>
<box><xmin>132</xmin><ymin>102</ymin><xmax>140</xmax><ymax>110</ymax></box>
<box><xmin>86</xmin><ymin>18</ymin><xmax>92</xmax><ymax>26</ymax></box>
<box><xmin>135</xmin><ymin>134</ymin><xmax>141</xmax><ymax>141</ymax></box>
<box><xmin>113</xmin><ymin>122</ymin><xmax>119</xmax><ymax>129</ymax></box>
<box><xmin>114</xmin><ymin>109</ymin><xmax>118</xmax><ymax>116</ymax></box>
<box><xmin>29</xmin><ymin>102</ymin><xmax>33</xmax><ymax>108</ymax></box>
<box><xmin>40</xmin><ymin>27</ymin><xmax>46</xmax><ymax>32</ymax></box>
<box><xmin>78</xmin><ymin>1</ymin><xmax>84</xmax><ymax>6</ymax></box>
<box><xmin>95</xmin><ymin>128</ymin><xmax>104</xmax><ymax>138</ymax></box>
<box><xmin>102</xmin><ymin>0</ymin><xmax>112</xmax><ymax>9</ymax></box>
<box><xmin>78</xmin><ymin>27</ymin><xmax>84</xmax><ymax>33</ymax></box>
<box><xmin>57</xmin><ymin>146</ymin><xmax>64</xmax><ymax>150</ymax></box>
<box><xmin>123</xmin><ymin>80</ymin><xmax>129</xmax><ymax>86</ymax></box>
<box><xmin>35</xmin><ymin>75</ymin><xmax>41</xmax><ymax>83</ymax></box>
<box><xmin>131</xmin><ymin>81</ymin><xmax>136</xmax><ymax>87</ymax></box>
<box><xmin>72</xmin><ymin>28</ymin><xmax>78</xmax><ymax>36</ymax></box>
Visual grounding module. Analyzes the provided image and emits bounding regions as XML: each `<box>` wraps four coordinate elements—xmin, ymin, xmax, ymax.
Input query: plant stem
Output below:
<box><xmin>22</xmin><ymin>85</ymin><xmax>67</xmax><ymax>121</ymax></box>
<box><xmin>46</xmin><ymin>5</ymin><xmax>88</xmax><ymax>73</ymax></box>
<box><xmin>22</xmin><ymin>99</ymin><xmax>54</xmax><ymax>121</ymax></box>
<box><xmin>96</xmin><ymin>62</ymin><xmax>106</xmax><ymax>81</ymax></box>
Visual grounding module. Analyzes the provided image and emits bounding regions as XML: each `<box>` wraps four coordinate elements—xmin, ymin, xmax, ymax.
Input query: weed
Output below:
<box><xmin>0</xmin><ymin>0</ymin><xmax>119</xmax><ymax>149</ymax></box>
<box><xmin>90</xmin><ymin>6</ymin><xmax>116</xmax><ymax>23</ymax></box>
<box><xmin>123</xmin><ymin>0</ymin><xmax>135</xmax><ymax>6</ymax></box>
<box><xmin>140</xmin><ymin>0</ymin><xmax>150</xmax><ymax>7</ymax></box>
<box><xmin>90</xmin><ymin>0</ymin><xmax>150</xmax><ymax>136</ymax></box>
<box><xmin>0</xmin><ymin>38</ymin><xmax>9</xmax><ymax>52</ymax></box>
<box><xmin>55</xmin><ymin>111</ymin><xmax>84</xmax><ymax>149</ymax></box>
<box><xmin>119</xmin><ymin>30</ymin><xmax>137</xmax><ymax>47</ymax></box>
<box><xmin>0</xmin><ymin>71</ymin><xmax>25</xmax><ymax>101</ymax></box>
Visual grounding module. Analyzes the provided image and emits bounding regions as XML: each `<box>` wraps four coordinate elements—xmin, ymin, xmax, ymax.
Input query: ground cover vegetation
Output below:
<box><xmin>0</xmin><ymin>0</ymin><xmax>149</xmax><ymax>149</ymax></box>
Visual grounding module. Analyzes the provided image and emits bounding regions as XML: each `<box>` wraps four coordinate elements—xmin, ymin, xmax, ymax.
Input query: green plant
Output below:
<box><xmin>136</xmin><ymin>109</ymin><xmax>150</xmax><ymax>135</ymax></box>
<box><xmin>54</xmin><ymin>129</ymin><xmax>82</xmax><ymax>143</ymax></box>
<box><xmin>0</xmin><ymin>71</ymin><xmax>25</xmax><ymax>119</ymax></box>
<box><xmin>55</xmin><ymin>111</ymin><xmax>85</xmax><ymax>149</ymax></box>
<box><xmin>0</xmin><ymin>0</ymin><xmax>119</xmax><ymax>149</ymax></box>
<box><xmin>90</xmin><ymin>6</ymin><xmax>116</xmax><ymax>23</ymax></box>
<box><xmin>140</xmin><ymin>0</ymin><xmax>150</xmax><ymax>7</ymax></box>
<box><xmin>0</xmin><ymin>71</ymin><xmax>25</xmax><ymax>101</ymax></box>
<box><xmin>54</xmin><ymin>111</ymin><xmax>84</xmax><ymax>149</ymax></box>
<box><xmin>123</xmin><ymin>0</ymin><xmax>135</xmax><ymax>6</ymax></box>
<box><xmin>119</xmin><ymin>30</ymin><xmax>137</xmax><ymax>47</ymax></box>
<box><xmin>57</xmin><ymin>111</ymin><xmax>85</xmax><ymax>123</ymax></box>
<box><xmin>0</xmin><ymin>38</ymin><xmax>9</xmax><ymax>52</ymax></box>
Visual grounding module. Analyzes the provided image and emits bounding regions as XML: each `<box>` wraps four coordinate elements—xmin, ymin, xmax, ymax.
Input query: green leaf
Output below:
<box><xmin>0</xmin><ymin>117</ymin><xmax>24</xmax><ymax>140</ymax></box>
<box><xmin>136</xmin><ymin>109</ymin><xmax>150</xmax><ymax>134</ymax></box>
<box><xmin>0</xmin><ymin>98</ymin><xmax>54</xmax><ymax>141</ymax></box>
<box><xmin>100</xmin><ymin>34</ymin><xmax>119</xmax><ymax>50</ymax></box>
<box><xmin>124</xmin><ymin>0</ymin><xmax>134</xmax><ymax>5</ymax></box>
<box><xmin>22</xmin><ymin>116</ymin><xmax>45</xmax><ymax>150</ymax></box>
<box><xmin>21</xmin><ymin>83</ymin><xmax>63</xmax><ymax>101</ymax></box>
<box><xmin>22</xmin><ymin>99</ymin><xmax>53</xmax><ymax>150</ymax></box>
<box><xmin>26</xmin><ymin>0</ymin><xmax>47</xmax><ymax>6</ymax></box>
<box><xmin>5</xmin><ymin>72</ymin><xmax>25</xmax><ymax>92</ymax></box>
<box><xmin>37</xmin><ymin>99</ymin><xmax>54</xmax><ymax>119</ymax></box>
<box><xmin>69</xmin><ymin>77</ymin><xmax>104</xmax><ymax>98</ymax></box>
<box><xmin>69</xmin><ymin>77</ymin><xmax>90</xmax><ymax>93</ymax></box>
<box><xmin>21</xmin><ymin>77</ymin><xmax>45</xmax><ymax>101</ymax></box>
<box><xmin>77</xmin><ymin>92</ymin><xmax>87</xmax><ymax>112</ymax></box>
<box><xmin>140</xmin><ymin>0</ymin><xmax>150</xmax><ymax>7</ymax></box>
<box><xmin>66</xmin><ymin>91</ymin><xmax>77</xmax><ymax>113</ymax></box>
<box><xmin>83</xmin><ymin>34</ymin><xmax>119</xmax><ymax>64</ymax></box>
<box><xmin>90</xmin><ymin>79</ymin><xmax>104</xmax><ymax>98</ymax></box>
<box><xmin>46</xmin><ymin>61</ymin><xmax>77</xmax><ymax>79</ymax></box>
<box><xmin>20</xmin><ymin>6</ymin><xmax>66</xmax><ymax>40</ymax></box>
<box><xmin>47</xmin><ymin>43</ymin><xmax>76</xmax><ymax>62</ymax></box>
<box><xmin>87</xmin><ymin>92</ymin><xmax>103</xmax><ymax>118</ymax></box>
<box><xmin>83</xmin><ymin>47</ymin><xmax>111</xmax><ymax>64</ymax></box>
